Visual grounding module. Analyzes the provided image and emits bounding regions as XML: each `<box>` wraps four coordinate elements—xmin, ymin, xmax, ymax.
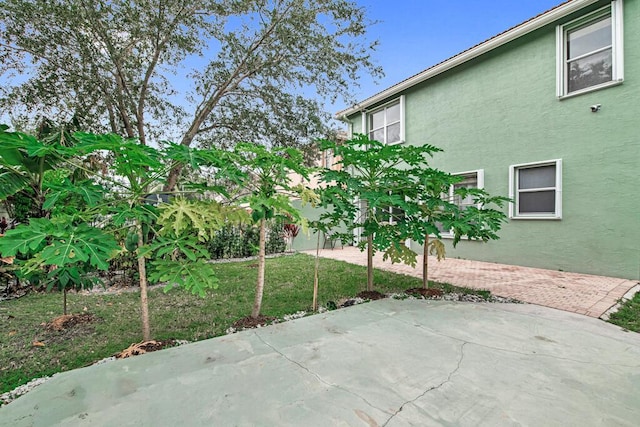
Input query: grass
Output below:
<box><xmin>0</xmin><ymin>253</ymin><xmax>490</xmax><ymax>395</ymax></box>
<box><xmin>608</xmin><ymin>291</ymin><xmax>640</xmax><ymax>333</ymax></box>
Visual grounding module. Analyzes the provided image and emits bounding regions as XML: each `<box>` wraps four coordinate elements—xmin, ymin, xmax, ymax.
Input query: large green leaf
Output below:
<box><xmin>148</xmin><ymin>259</ymin><xmax>219</xmax><ymax>297</ymax></box>
<box><xmin>0</xmin><ymin>170</ymin><xmax>31</xmax><ymax>201</ymax></box>
<box><xmin>0</xmin><ymin>218</ymin><xmax>52</xmax><ymax>255</ymax></box>
<box><xmin>44</xmin><ymin>178</ymin><xmax>105</xmax><ymax>209</ymax></box>
<box><xmin>157</xmin><ymin>198</ymin><xmax>249</xmax><ymax>241</ymax></box>
<box><xmin>0</xmin><ymin>219</ymin><xmax>120</xmax><ymax>270</ymax></box>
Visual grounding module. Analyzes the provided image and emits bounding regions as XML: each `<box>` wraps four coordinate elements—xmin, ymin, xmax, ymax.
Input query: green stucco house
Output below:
<box><xmin>337</xmin><ymin>0</ymin><xmax>639</xmax><ymax>280</ymax></box>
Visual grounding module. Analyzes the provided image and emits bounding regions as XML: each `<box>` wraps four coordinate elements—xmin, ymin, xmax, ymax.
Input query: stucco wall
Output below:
<box><xmin>349</xmin><ymin>0</ymin><xmax>640</xmax><ymax>279</ymax></box>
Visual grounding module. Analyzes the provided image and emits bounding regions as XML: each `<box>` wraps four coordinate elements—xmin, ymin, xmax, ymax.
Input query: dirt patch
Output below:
<box><xmin>232</xmin><ymin>315</ymin><xmax>277</xmax><ymax>329</ymax></box>
<box><xmin>356</xmin><ymin>290</ymin><xmax>386</xmax><ymax>300</ymax></box>
<box><xmin>115</xmin><ymin>340</ymin><xmax>179</xmax><ymax>359</ymax></box>
<box><xmin>405</xmin><ymin>288</ymin><xmax>444</xmax><ymax>298</ymax></box>
<box><xmin>46</xmin><ymin>313</ymin><xmax>99</xmax><ymax>331</ymax></box>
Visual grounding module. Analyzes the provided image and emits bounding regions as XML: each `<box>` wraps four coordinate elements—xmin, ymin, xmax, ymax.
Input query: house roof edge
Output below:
<box><xmin>336</xmin><ymin>0</ymin><xmax>601</xmax><ymax>119</ymax></box>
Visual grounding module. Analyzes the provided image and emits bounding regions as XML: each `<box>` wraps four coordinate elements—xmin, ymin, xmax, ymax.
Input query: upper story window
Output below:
<box><xmin>509</xmin><ymin>160</ymin><xmax>562</xmax><ymax>220</ymax></box>
<box><xmin>556</xmin><ymin>1</ymin><xmax>624</xmax><ymax>97</ymax></box>
<box><xmin>363</xmin><ymin>96</ymin><xmax>405</xmax><ymax>145</ymax></box>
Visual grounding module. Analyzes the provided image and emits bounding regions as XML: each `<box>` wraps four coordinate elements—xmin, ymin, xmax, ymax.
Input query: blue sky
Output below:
<box><xmin>336</xmin><ymin>0</ymin><xmax>564</xmax><ymax>113</ymax></box>
<box><xmin>1</xmin><ymin>1</ymin><xmax>565</xmax><ymax>131</ymax></box>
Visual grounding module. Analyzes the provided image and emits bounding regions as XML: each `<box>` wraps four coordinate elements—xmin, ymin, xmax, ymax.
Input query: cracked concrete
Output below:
<box><xmin>2</xmin><ymin>299</ymin><xmax>640</xmax><ymax>426</ymax></box>
<box><xmin>382</xmin><ymin>342</ymin><xmax>467</xmax><ymax>427</ymax></box>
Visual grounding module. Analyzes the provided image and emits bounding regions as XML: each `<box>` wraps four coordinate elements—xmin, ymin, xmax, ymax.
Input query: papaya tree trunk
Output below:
<box><xmin>422</xmin><ymin>234</ymin><xmax>429</xmax><ymax>289</ymax></box>
<box><xmin>251</xmin><ymin>217</ymin><xmax>267</xmax><ymax>319</ymax></box>
<box><xmin>312</xmin><ymin>230</ymin><xmax>321</xmax><ymax>311</ymax></box>
<box><xmin>137</xmin><ymin>222</ymin><xmax>151</xmax><ymax>341</ymax></box>
<box><xmin>367</xmin><ymin>234</ymin><xmax>373</xmax><ymax>291</ymax></box>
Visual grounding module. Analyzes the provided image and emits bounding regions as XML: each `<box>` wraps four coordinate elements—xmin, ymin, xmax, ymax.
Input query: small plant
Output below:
<box><xmin>283</xmin><ymin>222</ymin><xmax>300</xmax><ymax>252</ymax></box>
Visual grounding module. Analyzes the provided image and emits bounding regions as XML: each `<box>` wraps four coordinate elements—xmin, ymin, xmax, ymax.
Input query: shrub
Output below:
<box><xmin>207</xmin><ymin>220</ymin><xmax>285</xmax><ymax>260</ymax></box>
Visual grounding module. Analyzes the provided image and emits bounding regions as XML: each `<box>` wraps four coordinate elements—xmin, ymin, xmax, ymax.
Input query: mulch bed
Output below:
<box><xmin>356</xmin><ymin>290</ymin><xmax>386</xmax><ymax>300</ymax></box>
<box><xmin>46</xmin><ymin>313</ymin><xmax>99</xmax><ymax>331</ymax></box>
<box><xmin>115</xmin><ymin>340</ymin><xmax>179</xmax><ymax>359</ymax></box>
<box><xmin>405</xmin><ymin>287</ymin><xmax>444</xmax><ymax>298</ymax></box>
<box><xmin>232</xmin><ymin>315</ymin><xmax>278</xmax><ymax>329</ymax></box>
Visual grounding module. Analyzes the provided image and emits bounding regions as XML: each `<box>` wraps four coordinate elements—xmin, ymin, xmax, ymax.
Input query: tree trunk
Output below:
<box><xmin>422</xmin><ymin>234</ymin><xmax>429</xmax><ymax>289</ymax></box>
<box><xmin>251</xmin><ymin>218</ymin><xmax>267</xmax><ymax>319</ymax></box>
<box><xmin>312</xmin><ymin>231</ymin><xmax>321</xmax><ymax>311</ymax></box>
<box><xmin>137</xmin><ymin>222</ymin><xmax>151</xmax><ymax>341</ymax></box>
<box><xmin>164</xmin><ymin>164</ymin><xmax>183</xmax><ymax>193</ymax></box>
<box><xmin>367</xmin><ymin>234</ymin><xmax>373</xmax><ymax>291</ymax></box>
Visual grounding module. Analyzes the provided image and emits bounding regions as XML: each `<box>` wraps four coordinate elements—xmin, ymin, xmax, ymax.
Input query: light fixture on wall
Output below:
<box><xmin>590</xmin><ymin>104</ymin><xmax>601</xmax><ymax>112</ymax></box>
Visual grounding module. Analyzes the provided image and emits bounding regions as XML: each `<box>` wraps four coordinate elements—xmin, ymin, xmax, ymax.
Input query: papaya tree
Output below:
<box><xmin>410</xmin><ymin>172</ymin><xmax>510</xmax><ymax>288</ymax></box>
<box><xmin>0</xmin><ymin>127</ymin><xmax>121</xmax><ymax>314</ymax></box>
<box><xmin>0</xmin><ymin>127</ymin><xmax>246</xmax><ymax>339</ymax></box>
<box><xmin>318</xmin><ymin>134</ymin><xmax>441</xmax><ymax>291</ymax></box>
<box><xmin>232</xmin><ymin>142</ymin><xmax>317</xmax><ymax>319</ymax></box>
<box><xmin>318</xmin><ymin>134</ymin><xmax>509</xmax><ymax>292</ymax></box>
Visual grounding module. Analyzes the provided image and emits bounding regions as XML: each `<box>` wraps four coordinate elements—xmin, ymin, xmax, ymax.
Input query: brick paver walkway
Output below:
<box><xmin>307</xmin><ymin>246</ymin><xmax>639</xmax><ymax>318</ymax></box>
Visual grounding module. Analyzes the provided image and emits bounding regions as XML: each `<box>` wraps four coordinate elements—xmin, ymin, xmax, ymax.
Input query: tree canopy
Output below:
<box><xmin>0</xmin><ymin>0</ymin><xmax>381</xmax><ymax>175</ymax></box>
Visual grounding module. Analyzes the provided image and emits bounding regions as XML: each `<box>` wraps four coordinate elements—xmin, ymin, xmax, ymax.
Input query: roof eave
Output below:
<box><xmin>336</xmin><ymin>0</ymin><xmax>600</xmax><ymax>119</ymax></box>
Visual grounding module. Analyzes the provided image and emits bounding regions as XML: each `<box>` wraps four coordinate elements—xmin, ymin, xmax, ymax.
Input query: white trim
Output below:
<box><xmin>558</xmin><ymin>80</ymin><xmax>623</xmax><ymax>100</ymax></box>
<box><xmin>399</xmin><ymin>94</ymin><xmax>406</xmax><ymax>143</ymax></box>
<box><xmin>364</xmin><ymin>96</ymin><xmax>405</xmax><ymax>145</ymax></box>
<box><xmin>556</xmin><ymin>1</ymin><xmax>624</xmax><ymax>98</ymax></box>
<box><xmin>338</xmin><ymin>0</ymin><xmax>601</xmax><ymax>117</ymax></box>
<box><xmin>613</xmin><ymin>0</ymin><xmax>624</xmax><ymax>82</ymax></box>
<box><xmin>509</xmin><ymin>159</ymin><xmax>562</xmax><ymax>220</ymax></box>
<box><xmin>440</xmin><ymin>169</ymin><xmax>484</xmax><ymax>239</ymax></box>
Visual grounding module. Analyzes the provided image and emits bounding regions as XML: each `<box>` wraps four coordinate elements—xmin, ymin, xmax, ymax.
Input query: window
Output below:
<box><xmin>439</xmin><ymin>170</ymin><xmax>484</xmax><ymax>237</ymax></box>
<box><xmin>323</xmin><ymin>150</ymin><xmax>333</xmax><ymax>169</ymax></box>
<box><xmin>363</xmin><ymin>96</ymin><xmax>405</xmax><ymax>145</ymax></box>
<box><xmin>377</xmin><ymin>205</ymin><xmax>405</xmax><ymax>225</ymax></box>
<box><xmin>556</xmin><ymin>1</ymin><xmax>624</xmax><ymax>97</ymax></box>
<box><xmin>376</xmin><ymin>191</ymin><xmax>406</xmax><ymax>225</ymax></box>
<box><xmin>509</xmin><ymin>160</ymin><xmax>562</xmax><ymax>219</ymax></box>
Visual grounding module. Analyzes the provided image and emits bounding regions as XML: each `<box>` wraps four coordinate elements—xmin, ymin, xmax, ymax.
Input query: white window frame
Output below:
<box><xmin>509</xmin><ymin>159</ymin><xmax>562</xmax><ymax>220</ymax></box>
<box><xmin>361</xmin><ymin>96</ymin><xmax>405</xmax><ymax>145</ymax></box>
<box><xmin>556</xmin><ymin>1</ymin><xmax>624</xmax><ymax>98</ymax></box>
<box><xmin>440</xmin><ymin>169</ymin><xmax>484</xmax><ymax>238</ymax></box>
<box><xmin>323</xmin><ymin>149</ymin><xmax>333</xmax><ymax>169</ymax></box>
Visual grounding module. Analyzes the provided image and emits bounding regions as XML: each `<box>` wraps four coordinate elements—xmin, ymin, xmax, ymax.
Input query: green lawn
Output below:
<box><xmin>0</xmin><ymin>254</ymin><xmax>487</xmax><ymax>395</ymax></box>
<box><xmin>608</xmin><ymin>291</ymin><xmax>640</xmax><ymax>333</ymax></box>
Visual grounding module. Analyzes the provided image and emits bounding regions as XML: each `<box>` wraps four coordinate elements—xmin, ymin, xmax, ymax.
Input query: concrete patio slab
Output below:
<box><xmin>307</xmin><ymin>247</ymin><xmax>639</xmax><ymax>318</ymax></box>
<box><xmin>2</xmin><ymin>299</ymin><xmax>639</xmax><ymax>426</ymax></box>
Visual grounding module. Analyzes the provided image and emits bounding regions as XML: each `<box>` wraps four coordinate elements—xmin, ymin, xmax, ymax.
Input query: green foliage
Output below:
<box><xmin>266</xmin><ymin>220</ymin><xmax>286</xmax><ymax>255</ymax></box>
<box><xmin>318</xmin><ymin>134</ymin><xmax>509</xmax><ymax>289</ymax></box>
<box><xmin>0</xmin><ymin>130</ymin><xmax>248</xmax><ymax>327</ymax></box>
<box><xmin>207</xmin><ymin>225</ymin><xmax>258</xmax><ymax>259</ymax></box>
<box><xmin>157</xmin><ymin>198</ymin><xmax>249</xmax><ymax>242</ymax></box>
<box><xmin>206</xmin><ymin>221</ymin><xmax>288</xmax><ymax>260</ymax></box>
<box><xmin>231</xmin><ymin>142</ymin><xmax>316</xmax><ymax>317</ymax></box>
<box><xmin>43</xmin><ymin>178</ymin><xmax>105</xmax><ymax>211</ymax></box>
<box><xmin>0</xmin><ymin>0</ymin><xmax>381</xmax><ymax>159</ymax></box>
<box><xmin>0</xmin><ymin>217</ymin><xmax>120</xmax><ymax>294</ymax></box>
<box><xmin>0</xmin><ymin>126</ymin><xmax>76</xmax><ymax>220</ymax></box>
<box><xmin>234</xmin><ymin>142</ymin><xmax>314</xmax><ymax>222</ymax></box>
<box><xmin>148</xmin><ymin>259</ymin><xmax>220</xmax><ymax>297</ymax></box>
<box><xmin>0</xmin><ymin>218</ymin><xmax>120</xmax><ymax>270</ymax></box>
<box><xmin>318</xmin><ymin>134</ymin><xmax>445</xmax><ymax>258</ymax></box>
